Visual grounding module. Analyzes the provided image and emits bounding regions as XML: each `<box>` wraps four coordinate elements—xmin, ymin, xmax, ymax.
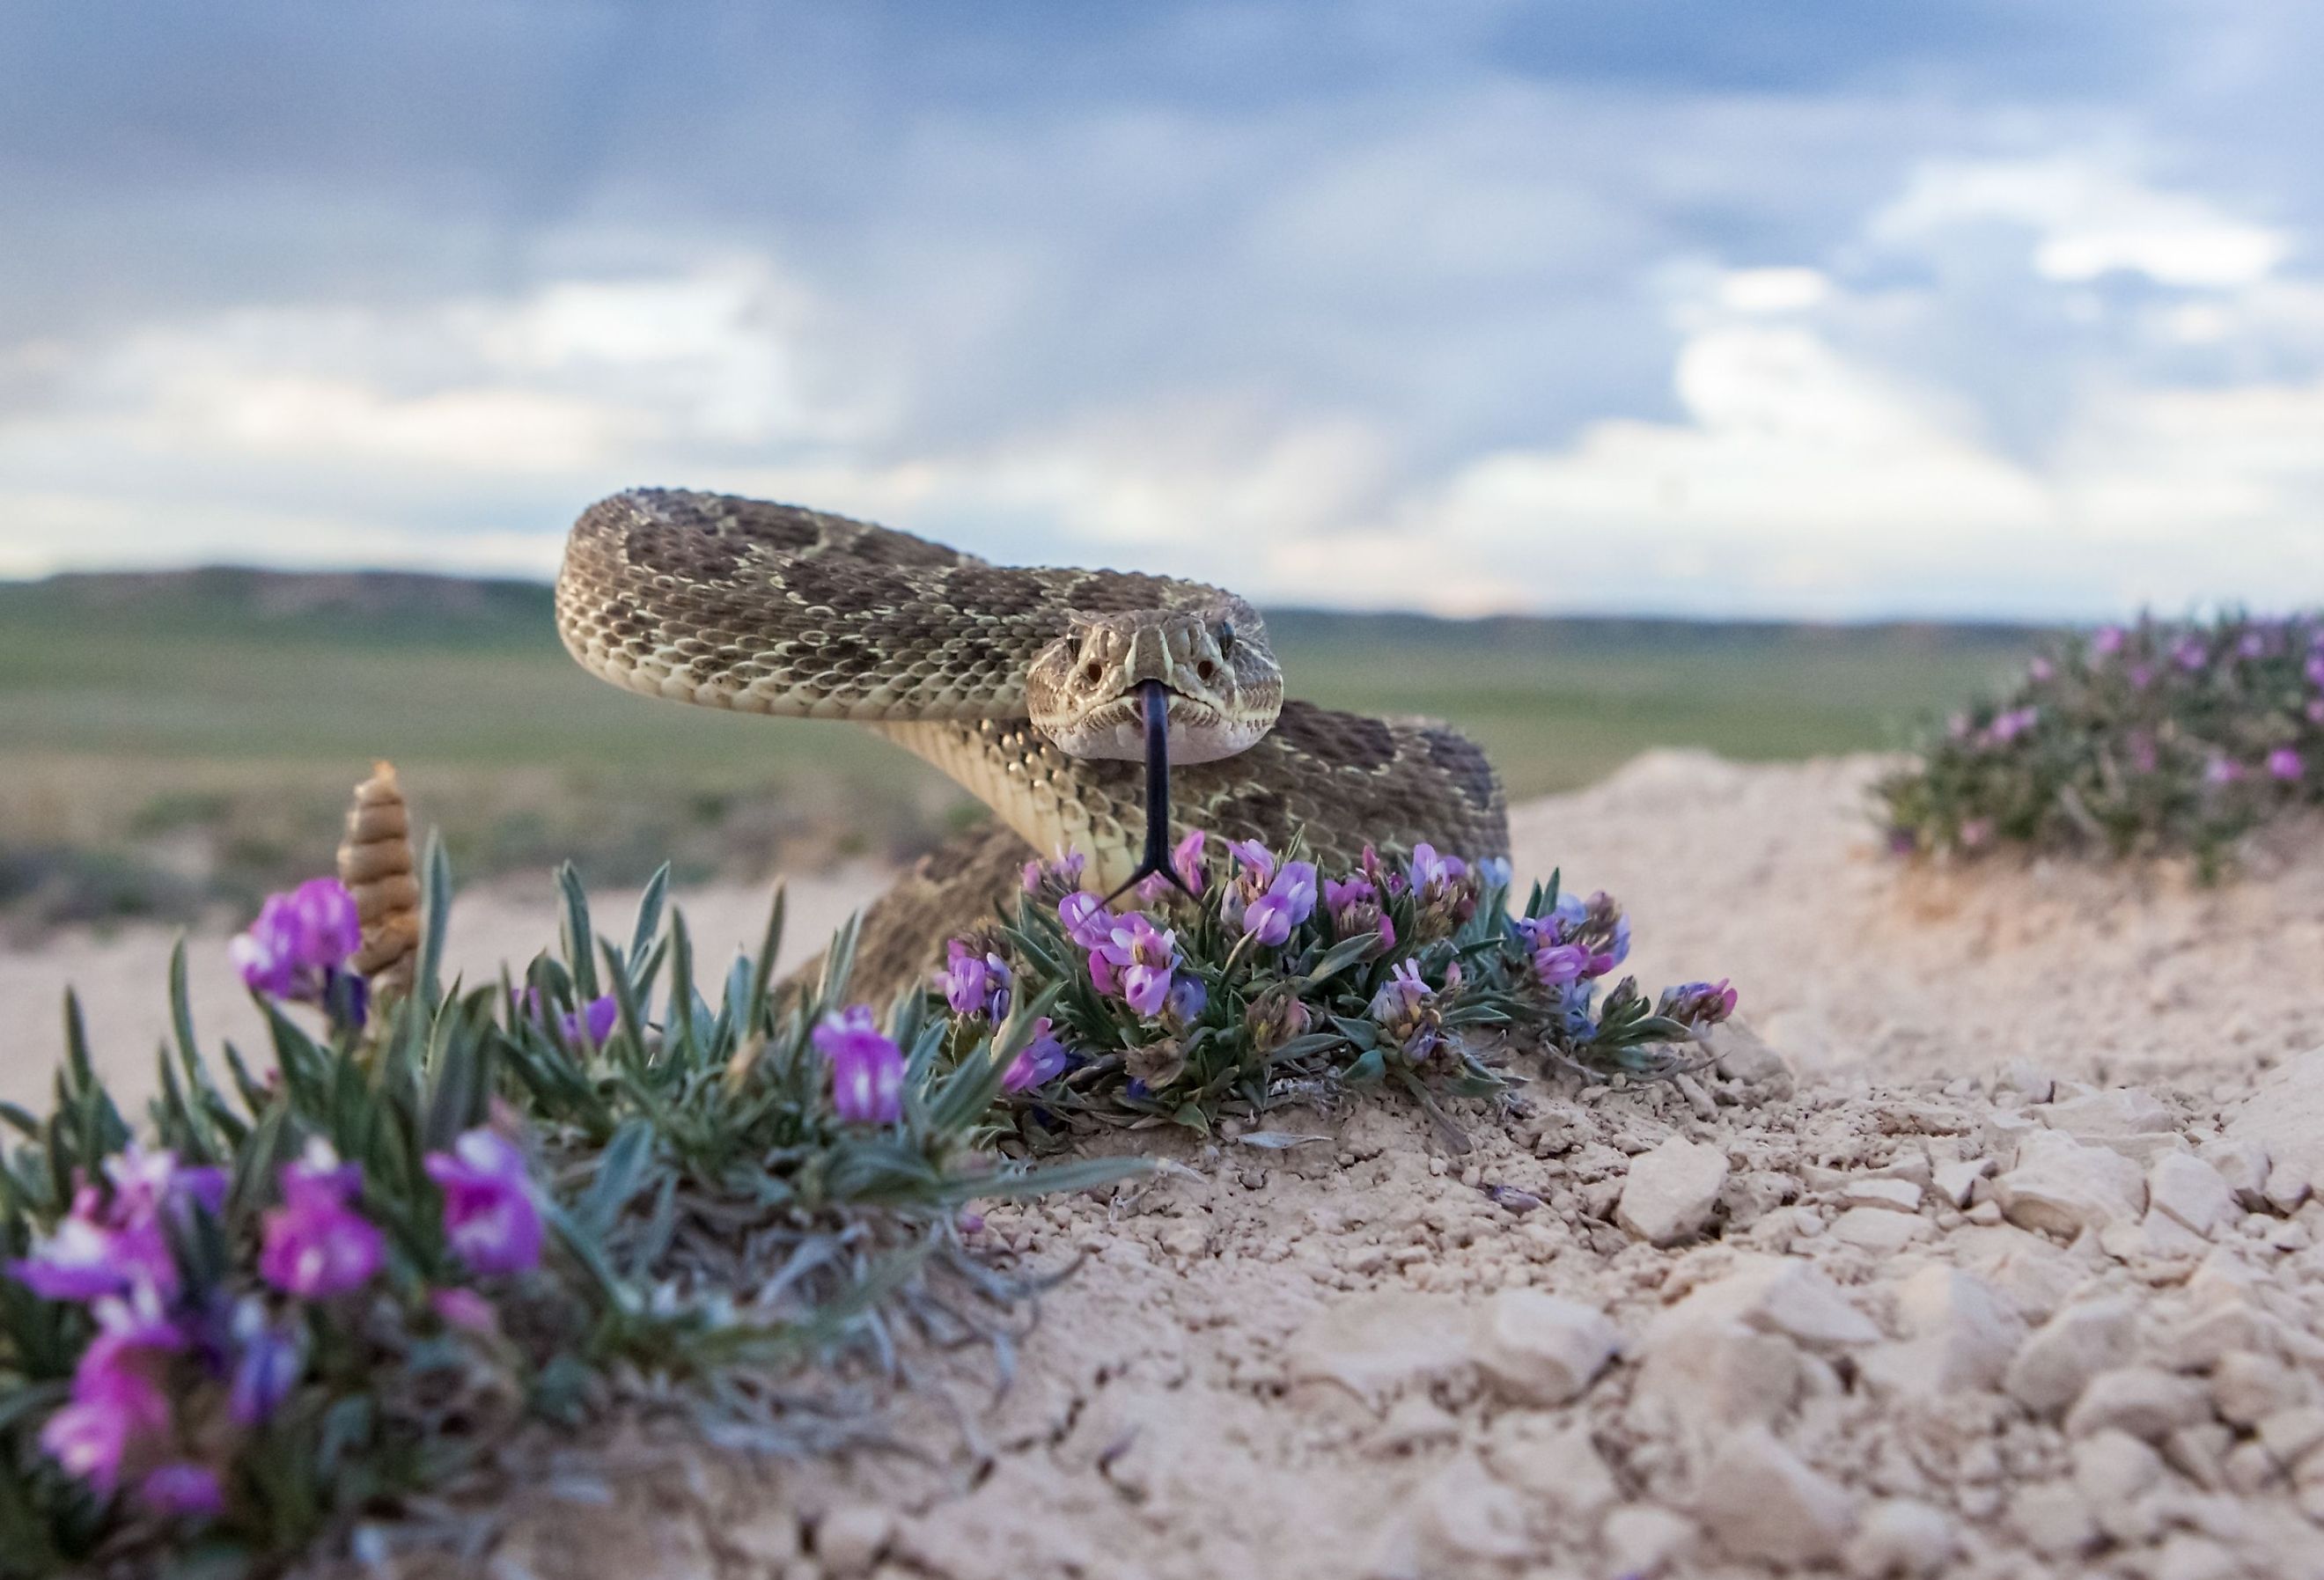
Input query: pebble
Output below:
<box><xmin>2072</xmin><ymin>1428</ymin><xmax>2166</xmax><ymax>1505</ymax></box>
<box><xmin>2223</xmin><ymin>1046</ymin><xmax>2324</xmax><ymax>1194</ymax></box>
<box><xmin>1472</xmin><ymin>1289</ymin><xmax>1618</xmax><ymax>1406</ymax></box>
<box><xmin>1637</xmin><ymin>1319</ymin><xmax>1801</xmax><ymax>1430</ymax></box>
<box><xmin>2197</xmin><ymin>1136</ymin><xmax>2273</xmax><ymax>1208</ymax></box>
<box><xmin>1644</xmin><ymin>1254</ymin><xmax>1880</xmax><ymax>1353</ymax></box>
<box><xmin>1841</xmin><ymin>1177</ymin><xmax>1924</xmax><ymax>1213</ymax></box>
<box><xmin>2064</xmin><ymin>1366</ymin><xmax>2212</xmax><ymax>1442</ymax></box>
<box><xmin>1694</xmin><ymin>1425</ymin><xmax>1857</xmax><ymax>1564</ymax></box>
<box><xmin>2004</xmin><ymin>1296</ymin><xmax>2140</xmax><ymax>1416</ymax></box>
<box><xmin>2148</xmin><ymin>1533</ymin><xmax>2246</xmax><ymax>1580</ymax></box>
<box><xmin>1482</xmin><ymin>1418</ymin><xmax>1618</xmax><ymax>1515</ymax></box>
<box><xmin>1874</xmin><ymin>1266</ymin><xmax>2026</xmax><ymax>1395</ymax></box>
<box><xmin>813</xmin><ymin>1506</ymin><xmax>894</xmax><ymax>1579</ymax></box>
<box><xmin>1931</xmin><ymin>1158</ymin><xmax>1991</xmax><ymax>1208</ymax></box>
<box><xmin>1616</xmin><ymin>1135</ymin><xmax>1732</xmax><ymax>1246</ymax></box>
<box><xmin>2006</xmin><ymin>1483</ymin><xmax>2100</xmax><ymax>1559</ymax></box>
<box><xmin>2210</xmin><ymin>1350</ymin><xmax>2307</xmax><ymax>1429</ymax></box>
<box><xmin>1829</xmin><ymin>1206</ymin><xmax>1933</xmax><ymax>1252</ymax></box>
<box><xmin>2256</xmin><ymin>1405</ymin><xmax>2324</xmax><ymax>1471</ymax></box>
<box><xmin>1991</xmin><ymin>1130</ymin><xmax>2147</xmax><ymax>1236</ymax></box>
<box><xmin>1414</xmin><ymin>1455</ymin><xmax>1533</xmax><ymax>1565</ymax></box>
<box><xmin>2148</xmin><ymin>1152</ymin><xmax>2239</xmax><ymax>1239</ymax></box>
<box><xmin>1600</xmin><ymin>1505</ymin><xmax>1698</xmax><ymax>1578</ymax></box>
<box><xmin>1283</xmin><ymin>1290</ymin><xmax>1475</xmax><ymax>1408</ymax></box>
<box><xmin>1843</xmin><ymin>1498</ymin><xmax>1958</xmax><ymax>1579</ymax></box>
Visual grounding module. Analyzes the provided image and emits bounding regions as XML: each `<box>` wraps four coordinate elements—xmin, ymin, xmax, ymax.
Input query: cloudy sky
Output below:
<box><xmin>3</xmin><ymin>1</ymin><xmax>2319</xmax><ymax>619</ymax></box>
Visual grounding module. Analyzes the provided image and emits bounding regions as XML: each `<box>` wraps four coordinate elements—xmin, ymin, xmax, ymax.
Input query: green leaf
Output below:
<box><xmin>629</xmin><ymin>863</ymin><xmax>672</xmax><ymax>968</ymax></box>
<box><xmin>559</xmin><ymin>863</ymin><xmax>599</xmax><ymax>1001</ymax></box>
<box><xmin>744</xmin><ymin>882</ymin><xmax>788</xmax><ymax>1034</ymax></box>
<box><xmin>416</xmin><ymin>831</ymin><xmax>453</xmax><ymax>1007</ymax></box>
<box><xmin>1302</xmin><ymin>932</ymin><xmax>1379</xmax><ymax>988</ymax></box>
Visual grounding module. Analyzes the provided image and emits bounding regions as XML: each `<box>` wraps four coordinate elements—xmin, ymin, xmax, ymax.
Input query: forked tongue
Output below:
<box><xmin>1106</xmin><ymin>680</ymin><xmax>1195</xmax><ymax>904</ymax></box>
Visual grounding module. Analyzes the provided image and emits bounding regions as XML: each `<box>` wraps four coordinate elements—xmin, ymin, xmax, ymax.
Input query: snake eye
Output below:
<box><xmin>1215</xmin><ymin>621</ymin><xmax>1236</xmax><ymax>652</ymax></box>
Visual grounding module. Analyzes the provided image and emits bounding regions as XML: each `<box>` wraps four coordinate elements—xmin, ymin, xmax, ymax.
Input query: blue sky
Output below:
<box><xmin>2</xmin><ymin>1</ymin><xmax>2319</xmax><ymax>618</ymax></box>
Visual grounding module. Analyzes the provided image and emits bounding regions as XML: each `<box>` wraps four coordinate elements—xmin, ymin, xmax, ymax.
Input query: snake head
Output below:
<box><xmin>1026</xmin><ymin>602</ymin><xmax>1283</xmax><ymax>763</ymax></box>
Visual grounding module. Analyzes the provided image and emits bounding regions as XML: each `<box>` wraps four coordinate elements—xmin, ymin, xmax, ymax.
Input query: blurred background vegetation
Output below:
<box><xmin>0</xmin><ymin>569</ymin><xmax>2040</xmax><ymax>934</ymax></box>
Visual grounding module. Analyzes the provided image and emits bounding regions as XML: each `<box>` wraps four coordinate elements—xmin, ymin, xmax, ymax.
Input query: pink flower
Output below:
<box><xmin>1323</xmin><ymin>874</ymin><xmax>1394</xmax><ymax>948</ymax></box>
<box><xmin>258</xmin><ymin>1143</ymin><xmax>384</xmax><ymax>1298</ymax></box>
<box><xmin>2268</xmin><ymin>748</ymin><xmax>2305</xmax><ymax>783</ymax></box>
<box><xmin>937</xmin><ymin>938</ymin><xmax>1011</xmax><ymax>1020</ymax></box>
<box><xmin>425</xmin><ymin>1130</ymin><xmax>543</xmax><ymax>1277</ymax></box>
<box><xmin>2092</xmin><ymin>626</ymin><xmax>2125</xmax><ymax>657</ymax></box>
<box><xmin>813</xmin><ymin>1006</ymin><xmax>904</xmax><ymax>1124</ymax></box>
<box><xmin>1171</xmin><ymin>829</ymin><xmax>1208</xmax><ymax>895</ymax></box>
<box><xmin>230</xmin><ymin>878</ymin><xmax>361</xmax><ymax>1002</ymax></box>
<box><xmin>1003</xmin><ymin>1018</ymin><xmax>1072</xmax><ymax>1093</ymax></box>
<box><xmin>1659</xmin><ymin>980</ymin><xmax>1740</xmax><ymax>1025</ymax></box>
<box><xmin>1406</xmin><ymin>842</ymin><xmax>1467</xmax><ymax>899</ymax></box>
<box><xmin>9</xmin><ymin>1148</ymin><xmax>224</xmax><ymax>1304</ymax></box>
<box><xmin>1057</xmin><ymin>892</ymin><xmax>1113</xmax><ymax>952</ymax></box>
<box><xmin>2028</xmin><ymin>657</ymin><xmax>2056</xmax><ymax>682</ymax></box>
<box><xmin>430</xmin><ymin>1287</ymin><xmax>501</xmax><ymax>1334</ymax></box>
<box><xmin>1987</xmin><ymin>707</ymin><xmax>2038</xmax><ymax>746</ymax></box>
<box><xmin>139</xmin><ymin>1462</ymin><xmax>225</xmax><ymax>1520</ymax></box>
<box><xmin>1242</xmin><ymin>860</ymin><xmax>1318</xmax><ymax>946</ymax></box>
<box><xmin>2205</xmin><ymin>757</ymin><xmax>2248</xmax><ymax>787</ymax></box>
<box><xmin>40</xmin><ymin>1289</ymin><xmax>181</xmax><ymax>1494</ymax></box>
<box><xmin>1092</xmin><ymin>913</ymin><xmax>1178</xmax><ymax>1018</ymax></box>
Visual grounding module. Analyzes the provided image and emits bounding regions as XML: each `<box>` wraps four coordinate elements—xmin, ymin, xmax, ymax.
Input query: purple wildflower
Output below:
<box><xmin>1225</xmin><ymin>839</ymin><xmax>1276</xmax><ymax>888</ymax></box>
<box><xmin>2307</xmin><ymin>653</ymin><xmax>2324</xmax><ymax>689</ymax></box>
<box><xmin>229</xmin><ymin>878</ymin><xmax>361</xmax><ymax>1002</ymax></box>
<box><xmin>1171</xmin><ymin>829</ymin><xmax>1208</xmax><ymax>895</ymax></box>
<box><xmin>555</xmin><ymin>995</ymin><xmax>619</xmax><ymax>1046</ymax></box>
<box><xmin>1021</xmin><ymin>848</ymin><xmax>1087</xmax><ymax>904</ymax></box>
<box><xmin>40</xmin><ymin>1289</ymin><xmax>181</xmax><ymax>1494</ymax></box>
<box><xmin>2206</xmin><ymin>757</ymin><xmax>2248</xmax><ymax>787</ymax></box>
<box><xmin>1058</xmin><ymin>891</ymin><xmax>1113</xmax><ymax>952</ymax></box>
<box><xmin>9</xmin><ymin>1148</ymin><xmax>224</xmax><ymax>1304</ymax></box>
<box><xmin>430</xmin><ymin>1287</ymin><xmax>501</xmax><ymax>1334</ymax></box>
<box><xmin>1092</xmin><ymin>913</ymin><xmax>1178</xmax><ymax>1018</ymax></box>
<box><xmin>1369</xmin><ymin>960</ymin><xmax>1443</xmax><ymax>1062</ymax></box>
<box><xmin>1322</xmin><ymin>873</ymin><xmax>1395</xmax><ymax>947</ymax></box>
<box><xmin>1242</xmin><ymin>859</ymin><xmax>1318</xmax><ymax>946</ymax></box>
<box><xmin>2239</xmin><ymin>630</ymin><xmax>2269</xmax><ymax>660</ymax></box>
<box><xmin>1987</xmin><ymin>707</ymin><xmax>2038</xmax><ymax>746</ymax></box>
<box><xmin>1003</xmin><ymin>1017</ymin><xmax>1072</xmax><ymax>1094</ymax></box>
<box><xmin>2173</xmin><ymin>636</ymin><xmax>2210</xmax><ymax>672</ymax></box>
<box><xmin>1659</xmin><ymin>979</ymin><xmax>1740</xmax><ymax>1025</ymax></box>
<box><xmin>227</xmin><ymin>1300</ymin><xmax>305</xmax><ymax>1426</ymax></box>
<box><xmin>1407</xmin><ymin>842</ymin><xmax>1467</xmax><ymax>899</ymax></box>
<box><xmin>1531</xmin><ymin>942</ymin><xmax>1594</xmax><ymax>988</ymax></box>
<box><xmin>2309</xmin><ymin>699</ymin><xmax>2324</xmax><ymax>725</ymax></box>
<box><xmin>1165</xmin><ymin>974</ymin><xmax>1209</xmax><ymax>1027</ymax></box>
<box><xmin>2092</xmin><ymin>626</ymin><xmax>2125</xmax><ymax>657</ymax></box>
<box><xmin>258</xmin><ymin>1142</ymin><xmax>384</xmax><ymax>1298</ymax></box>
<box><xmin>1960</xmin><ymin>818</ymin><xmax>1996</xmax><ymax>849</ymax></box>
<box><xmin>813</xmin><ymin>1006</ymin><xmax>904</xmax><ymax>1124</ymax></box>
<box><xmin>2129</xmin><ymin>664</ymin><xmax>2155</xmax><ymax>692</ymax></box>
<box><xmin>139</xmin><ymin>1462</ymin><xmax>225</xmax><ymax>1520</ymax></box>
<box><xmin>937</xmin><ymin>938</ymin><xmax>1011</xmax><ymax>1020</ymax></box>
<box><xmin>2028</xmin><ymin>657</ymin><xmax>2056</xmax><ymax>683</ymax></box>
<box><xmin>425</xmin><ymin>1129</ymin><xmax>544</xmax><ymax>1277</ymax></box>
<box><xmin>2268</xmin><ymin>748</ymin><xmax>2305</xmax><ymax>783</ymax></box>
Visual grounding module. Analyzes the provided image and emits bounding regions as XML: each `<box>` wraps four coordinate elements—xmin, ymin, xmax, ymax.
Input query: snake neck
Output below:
<box><xmin>871</xmin><ymin>720</ymin><xmax>1148</xmax><ymax>891</ymax></box>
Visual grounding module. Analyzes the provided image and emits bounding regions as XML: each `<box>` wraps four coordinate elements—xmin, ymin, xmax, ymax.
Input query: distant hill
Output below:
<box><xmin>0</xmin><ymin>566</ymin><xmax>2046</xmax><ymax>653</ymax></box>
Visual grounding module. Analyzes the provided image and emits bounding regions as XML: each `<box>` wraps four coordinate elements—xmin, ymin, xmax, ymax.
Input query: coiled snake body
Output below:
<box><xmin>555</xmin><ymin>489</ymin><xmax>1508</xmax><ymax>1004</ymax></box>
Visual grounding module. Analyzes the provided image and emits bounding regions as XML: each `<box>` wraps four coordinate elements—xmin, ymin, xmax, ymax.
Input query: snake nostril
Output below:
<box><xmin>1082</xmin><ymin>661</ymin><xmax>1104</xmax><ymax>685</ymax></box>
<box><xmin>1196</xmin><ymin>659</ymin><xmax>1217</xmax><ymax>682</ymax></box>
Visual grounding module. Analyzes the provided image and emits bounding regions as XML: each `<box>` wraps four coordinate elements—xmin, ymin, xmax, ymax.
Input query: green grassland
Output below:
<box><xmin>0</xmin><ymin>570</ymin><xmax>2039</xmax><ymax>924</ymax></box>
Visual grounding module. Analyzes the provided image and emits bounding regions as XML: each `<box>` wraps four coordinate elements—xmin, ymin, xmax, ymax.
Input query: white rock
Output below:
<box><xmin>1864</xmin><ymin>1268</ymin><xmax>2026</xmax><ymax>1396</ymax></box>
<box><xmin>1284</xmin><ymin>1290</ymin><xmax>1474</xmax><ymax>1408</ymax></box>
<box><xmin>1644</xmin><ymin>1254</ymin><xmax>1880</xmax><ymax>1354</ymax></box>
<box><xmin>1843</xmin><ymin>1498</ymin><xmax>1957</xmax><ymax>1579</ymax></box>
<box><xmin>1709</xmin><ymin>1019</ymin><xmax>1791</xmax><ymax>1087</ymax></box>
<box><xmin>1636</xmin><ymin>1319</ymin><xmax>1801</xmax><ymax>1431</ymax></box>
<box><xmin>1695</xmin><ymin>1426</ymin><xmax>1856</xmax><ymax>1563</ymax></box>
<box><xmin>1414</xmin><ymin>1455</ymin><xmax>1533</xmax><ymax>1565</ymax></box>
<box><xmin>2196</xmin><ymin>1136</ymin><xmax>2272</xmax><ymax>1208</ymax></box>
<box><xmin>2148</xmin><ymin>1152</ymin><xmax>2239</xmax><ymax>1239</ymax></box>
<box><xmin>1828</xmin><ymin>1206</ymin><xmax>1933</xmax><ymax>1252</ymax></box>
<box><xmin>2148</xmin><ymin>1534</ymin><xmax>2245</xmax><ymax>1580</ymax></box>
<box><xmin>2257</xmin><ymin>1406</ymin><xmax>2324</xmax><ymax>1470</ymax></box>
<box><xmin>1600</xmin><ymin>1506</ymin><xmax>1696</xmax><ymax>1578</ymax></box>
<box><xmin>2223</xmin><ymin>1046</ymin><xmax>2324</xmax><ymax>1196</ymax></box>
<box><xmin>2211</xmin><ymin>1350</ymin><xmax>2309</xmax><ymax>1429</ymax></box>
<box><xmin>2065</xmin><ymin>1366</ymin><xmax>2212</xmax><ymax>1442</ymax></box>
<box><xmin>2071</xmin><ymin>1428</ymin><xmax>2165</xmax><ymax>1505</ymax></box>
<box><xmin>2037</xmin><ymin>1087</ymin><xmax>2177</xmax><ymax>1139</ymax></box>
<box><xmin>1472</xmin><ymin>1289</ymin><xmax>1619</xmax><ymax>1406</ymax></box>
<box><xmin>2004</xmin><ymin>1297</ymin><xmax>2140</xmax><ymax>1416</ymax></box>
<box><xmin>1616</xmin><ymin>1136</ymin><xmax>1731</xmax><ymax>1246</ymax></box>
<box><xmin>1931</xmin><ymin>1158</ymin><xmax>1991</xmax><ymax>1208</ymax></box>
<box><xmin>2006</xmin><ymin>1484</ymin><xmax>2100</xmax><ymax>1559</ymax></box>
<box><xmin>814</xmin><ymin>1506</ymin><xmax>894</xmax><ymax>1578</ymax></box>
<box><xmin>1841</xmin><ymin>1177</ymin><xmax>1924</xmax><ymax>1213</ymax></box>
<box><xmin>1991</xmin><ymin>1131</ymin><xmax>2147</xmax><ymax>1237</ymax></box>
<box><xmin>1482</xmin><ymin>1418</ymin><xmax>1618</xmax><ymax>1515</ymax></box>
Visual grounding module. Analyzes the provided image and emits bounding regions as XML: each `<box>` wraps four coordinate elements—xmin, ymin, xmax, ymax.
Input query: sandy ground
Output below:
<box><xmin>13</xmin><ymin>753</ymin><xmax>2324</xmax><ymax>1579</ymax></box>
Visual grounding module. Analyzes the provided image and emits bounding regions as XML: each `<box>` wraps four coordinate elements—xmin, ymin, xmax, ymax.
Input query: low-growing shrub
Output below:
<box><xmin>0</xmin><ymin>849</ymin><xmax>1129</xmax><ymax>1576</ymax></box>
<box><xmin>1879</xmin><ymin>611</ymin><xmax>2324</xmax><ymax>871</ymax></box>
<box><xmin>924</xmin><ymin>834</ymin><xmax>1738</xmax><ymax>1143</ymax></box>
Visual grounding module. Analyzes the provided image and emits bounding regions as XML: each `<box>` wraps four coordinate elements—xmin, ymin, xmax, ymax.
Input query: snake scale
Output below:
<box><xmin>555</xmin><ymin>489</ymin><xmax>1509</xmax><ymax>1006</ymax></box>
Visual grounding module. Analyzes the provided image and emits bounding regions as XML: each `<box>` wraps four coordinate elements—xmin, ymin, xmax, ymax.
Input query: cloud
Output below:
<box><xmin>1872</xmin><ymin>155</ymin><xmax>2291</xmax><ymax>288</ymax></box>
